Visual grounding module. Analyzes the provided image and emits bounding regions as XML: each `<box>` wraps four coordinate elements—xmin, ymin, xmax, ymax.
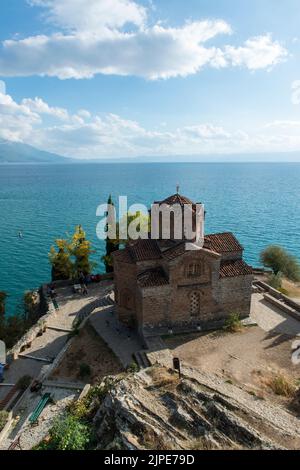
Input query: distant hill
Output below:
<box><xmin>0</xmin><ymin>140</ymin><xmax>70</xmax><ymax>163</ymax></box>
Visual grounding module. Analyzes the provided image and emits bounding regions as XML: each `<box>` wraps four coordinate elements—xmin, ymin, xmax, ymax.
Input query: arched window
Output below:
<box><xmin>190</xmin><ymin>292</ymin><xmax>200</xmax><ymax>317</ymax></box>
<box><xmin>187</xmin><ymin>262</ymin><xmax>203</xmax><ymax>278</ymax></box>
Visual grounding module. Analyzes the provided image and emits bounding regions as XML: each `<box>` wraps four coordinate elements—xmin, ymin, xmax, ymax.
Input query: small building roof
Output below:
<box><xmin>205</xmin><ymin>232</ymin><xmax>243</xmax><ymax>254</ymax></box>
<box><xmin>220</xmin><ymin>259</ymin><xmax>253</xmax><ymax>278</ymax></box>
<box><xmin>155</xmin><ymin>193</ymin><xmax>195</xmax><ymax>206</ymax></box>
<box><xmin>128</xmin><ymin>239</ymin><xmax>161</xmax><ymax>262</ymax></box>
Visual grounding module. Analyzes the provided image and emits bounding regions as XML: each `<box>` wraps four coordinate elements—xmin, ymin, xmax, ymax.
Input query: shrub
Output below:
<box><xmin>48</xmin><ymin>414</ymin><xmax>91</xmax><ymax>450</ymax></box>
<box><xmin>260</xmin><ymin>246</ymin><xmax>300</xmax><ymax>282</ymax></box>
<box><xmin>0</xmin><ymin>411</ymin><xmax>9</xmax><ymax>432</ymax></box>
<box><xmin>224</xmin><ymin>313</ymin><xmax>243</xmax><ymax>333</ymax></box>
<box><xmin>68</xmin><ymin>398</ymin><xmax>91</xmax><ymax>420</ymax></box>
<box><xmin>147</xmin><ymin>366</ymin><xmax>179</xmax><ymax>388</ymax></box>
<box><xmin>79</xmin><ymin>363</ymin><xmax>91</xmax><ymax>379</ymax></box>
<box><xmin>127</xmin><ymin>361</ymin><xmax>140</xmax><ymax>374</ymax></box>
<box><xmin>268</xmin><ymin>374</ymin><xmax>296</xmax><ymax>397</ymax></box>
<box><xmin>268</xmin><ymin>272</ymin><xmax>283</xmax><ymax>290</ymax></box>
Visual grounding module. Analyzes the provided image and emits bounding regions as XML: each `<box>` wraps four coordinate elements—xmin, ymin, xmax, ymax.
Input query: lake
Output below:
<box><xmin>0</xmin><ymin>162</ymin><xmax>300</xmax><ymax>315</ymax></box>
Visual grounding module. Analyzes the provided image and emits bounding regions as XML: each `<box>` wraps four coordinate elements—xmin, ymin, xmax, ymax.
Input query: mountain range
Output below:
<box><xmin>0</xmin><ymin>140</ymin><xmax>69</xmax><ymax>163</ymax></box>
<box><xmin>1</xmin><ymin>140</ymin><xmax>300</xmax><ymax>164</ymax></box>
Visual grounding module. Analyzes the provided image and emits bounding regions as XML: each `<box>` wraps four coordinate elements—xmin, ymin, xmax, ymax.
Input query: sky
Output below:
<box><xmin>1</xmin><ymin>0</ymin><xmax>300</xmax><ymax>160</ymax></box>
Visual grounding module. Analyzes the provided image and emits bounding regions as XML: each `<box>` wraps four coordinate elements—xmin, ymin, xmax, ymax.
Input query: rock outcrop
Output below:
<box><xmin>94</xmin><ymin>365</ymin><xmax>300</xmax><ymax>450</ymax></box>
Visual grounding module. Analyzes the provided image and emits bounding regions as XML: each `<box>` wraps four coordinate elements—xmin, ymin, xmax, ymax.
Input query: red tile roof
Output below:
<box><xmin>114</xmin><ymin>232</ymin><xmax>245</xmax><ymax>265</ymax></box>
<box><xmin>205</xmin><ymin>233</ymin><xmax>243</xmax><ymax>254</ymax></box>
<box><xmin>155</xmin><ymin>193</ymin><xmax>195</xmax><ymax>206</ymax></box>
<box><xmin>138</xmin><ymin>268</ymin><xmax>169</xmax><ymax>288</ymax></box>
<box><xmin>162</xmin><ymin>242</ymin><xmax>186</xmax><ymax>260</ymax></box>
<box><xmin>128</xmin><ymin>239</ymin><xmax>161</xmax><ymax>262</ymax></box>
<box><xmin>220</xmin><ymin>260</ymin><xmax>253</xmax><ymax>278</ymax></box>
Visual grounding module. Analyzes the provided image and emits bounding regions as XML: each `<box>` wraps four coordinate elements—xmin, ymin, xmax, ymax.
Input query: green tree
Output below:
<box><xmin>0</xmin><ymin>291</ymin><xmax>33</xmax><ymax>349</ymax></box>
<box><xmin>3</xmin><ymin>314</ymin><xmax>27</xmax><ymax>349</ymax></box>
<box><xmin>0</xmin><ymin>292</ymin><xmax>7</xmax><ymax>316</ymax></box>
<box><xmin>49</xmin><ymin>414</ymin><xmax>91</xmax><ymax>450</ymax></box>
<box><xmin>103</xmin><ymin>195</ymin><xmax>119</xmax><ymax>273</ymax></box>
<box><xmin>260</xmin><ymin>245</ymin><xmax>300</xmax><ymax>282</ymax></box>
<box><xmin>102</xmin><ymin>210</ymin><xmax>150</xmax><ymax>272</ymax></box>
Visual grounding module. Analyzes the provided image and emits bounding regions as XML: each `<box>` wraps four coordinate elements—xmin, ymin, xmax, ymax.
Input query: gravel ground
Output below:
<box><xmin>1</xmin><ymin>386</ymin><xmax>78</xmax><ymax>450</ymax></box>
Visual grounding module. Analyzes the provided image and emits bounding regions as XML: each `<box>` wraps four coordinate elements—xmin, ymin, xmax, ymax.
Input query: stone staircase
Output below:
<box><xmin>76</xmin><ymin>295</ymin><xmax>114</xmax><ymax>323</ymax></box>
<box><xmin>133</xmin><ymin>336</ymin><xmax>172</xmax><ymax>370</ymax></box>
<box><xmin>133</xmin><ymin>350</ymin><xmax>151</xmax><ymax>369</ymax></box>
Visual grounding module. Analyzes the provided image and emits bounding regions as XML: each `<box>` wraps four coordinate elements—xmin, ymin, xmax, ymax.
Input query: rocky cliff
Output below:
<box><xmin>94</xmin><ymin>365</ymin><xmax>300</xmax><ymax>450</ymax></box>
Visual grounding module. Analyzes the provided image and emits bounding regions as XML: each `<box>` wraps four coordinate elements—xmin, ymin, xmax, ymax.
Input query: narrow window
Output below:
<box><xmin>187</xmin><ymin>263</ymin><xmax>202</xmax><ymax>278</ymax></box>
<box><xmin>190</xmin><ymin>292</ymin><xmax>200</xmax><ymax>317</ymax></box>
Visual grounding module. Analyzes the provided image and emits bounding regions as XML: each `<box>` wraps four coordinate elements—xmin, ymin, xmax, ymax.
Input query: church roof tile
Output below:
<box><xmin>205</xmin><ymin>232</ymin><xmax>243</xmax><ymax>254</ymax></box>
<box><xmin>220</xmin><ymin>259</ymin><xmax>253</xmax><ymax>278</ymax></box>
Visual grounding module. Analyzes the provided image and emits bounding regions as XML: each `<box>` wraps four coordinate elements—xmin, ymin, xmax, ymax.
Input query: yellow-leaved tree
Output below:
<box><xmin>49</xmin><ymin>226</ymin><xmax>95</xmax><ymax>281</ymax></box>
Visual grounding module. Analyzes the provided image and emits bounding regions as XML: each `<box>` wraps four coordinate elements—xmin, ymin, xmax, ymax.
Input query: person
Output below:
<box><xmin>50</xmin><ymin>284</ymin><xmax>56</xmax><ymax>298</ymax></box>
<box><xmin>82</xmin><ymin>284</ymin><xmax>88</xmax><ymax>295</ymax></box>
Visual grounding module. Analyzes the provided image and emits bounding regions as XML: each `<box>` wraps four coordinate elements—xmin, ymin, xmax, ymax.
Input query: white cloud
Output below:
<box><xmin>0</xmin><ymin>1</ymin><xmax>287</xmax><ymax>80</ymax></box>
<box><xmin>0</xmin><ymin>88</ymin><xmax>40</xmax><ymax>141</ymax></box>
<box><xmin>2</xmin><ymin>83</ymin><xmax>300</xmax><ymax>158</ymax></box>
<box><xmin>21</xmin><ymin>97</ymin><xmax>69</xmax><ymax>120</ymax></box>
<box><xmin>265</xmin><ymin>120</ymin><xmax>300</xmax><ymax>129</ymax></box>
<box><xmin>28</xmin><ymin>0</ymin><xmax>147</xmax><ymax>33</ymax></box>
<box><xmin>224</xmin><ymin>34</ymin><xmax>287</xmax><ymax>70</ymax></box>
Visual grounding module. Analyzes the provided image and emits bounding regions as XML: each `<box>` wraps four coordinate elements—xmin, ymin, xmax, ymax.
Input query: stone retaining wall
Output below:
<box><xmin>255</xmin><ymin>280</ymin><xmax>300</xmax><ymax>315</ymax></box>
<box><xmin>0</xmin><ymin>411</ymin><xmax>13</xmax><ymax>446</ymax></box>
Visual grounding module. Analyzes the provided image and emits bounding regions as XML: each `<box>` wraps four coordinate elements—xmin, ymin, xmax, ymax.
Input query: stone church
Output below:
<box><xmin>113</xmin><ymin>193</ymin><xmax>253</xmax><ymax>338</ymax></box>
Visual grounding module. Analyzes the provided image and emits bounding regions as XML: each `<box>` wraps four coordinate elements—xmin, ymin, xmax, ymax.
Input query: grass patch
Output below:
<box><xmin>268</xmin><ymin>373</ymin><xmax>297</xmax><ymax>397</ymax></box>
<box><xmin>224</xmin><ymin>313</ymin><xmax>243</xmax><ymax>333</ymax></box>
<box><xmin>0</xmin><ymin>411</ymin><xmax>9</xmax><ymax>432</ymax></box>
<box><xmin>147</xmin><ymin>366</ymin><xmax>179</xmax><ymax>388</ymax></box>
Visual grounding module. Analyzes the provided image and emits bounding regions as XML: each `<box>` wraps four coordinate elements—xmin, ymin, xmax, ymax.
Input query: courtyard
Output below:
<box><xmin>164</xmin><ymin>292</ymin><xmax>300</xmax><ymax>404</ymax></box>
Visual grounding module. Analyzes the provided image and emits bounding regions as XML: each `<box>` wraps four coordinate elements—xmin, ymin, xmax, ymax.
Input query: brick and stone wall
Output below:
<box><xmin>218</xmin><ymin>274</ymin><xmax>253</xmax><ymax>318</ymax></box>
<box><xmin>114</xmin><ymin>259</ymin><xmax>137</xmax><ymax>327</ymax></box>
<box><xmin>114</xmin><ymin>241</ymin><xmax>253</xmax><ymax>334</ymax></box>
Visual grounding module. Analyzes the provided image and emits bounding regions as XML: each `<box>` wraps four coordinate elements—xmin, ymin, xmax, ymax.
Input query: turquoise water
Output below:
<box><xmin>0</xmin><ymin>162</ymin><xmax>300</xmax><ymax>315</ymax></box>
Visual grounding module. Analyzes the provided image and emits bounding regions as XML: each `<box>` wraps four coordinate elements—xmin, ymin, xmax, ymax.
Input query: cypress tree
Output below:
<box><xmin>103</xmin><ymin>195</ymin><xmax>119</xmax><ymax>273</ymax></box>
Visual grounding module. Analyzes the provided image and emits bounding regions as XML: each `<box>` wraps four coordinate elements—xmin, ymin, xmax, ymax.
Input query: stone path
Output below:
<box><xmin>89</xmin><ymin>305</ymin><xmax>144</xmax><ymax>368</ymax></box>
<box><xmin>0</xmin><ymin>282</ymin><xmax>113</xmax><ymax>402</ymax></box>
<box><xmin>1</xmin><ymin>386</ymin><xmax>79</xmax><ymax>450</ymax></box>
<box><xmin>251</xmin><ymin>293</ymin><xmax>300</xmax><ymax>337</ymax></box>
